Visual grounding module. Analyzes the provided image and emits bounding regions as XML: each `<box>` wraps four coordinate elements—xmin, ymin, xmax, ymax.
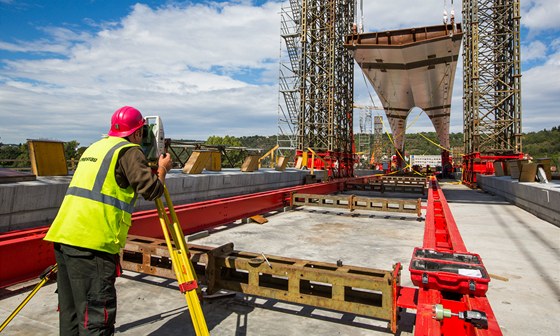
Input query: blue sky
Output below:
<box><xmin>0</xmin><ymin>0</ymin><xmax>559</xmax><ymax>147</ymax></box>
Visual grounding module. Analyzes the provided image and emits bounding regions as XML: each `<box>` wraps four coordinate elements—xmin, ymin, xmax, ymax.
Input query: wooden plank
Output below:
<box><xmin>182</xmin><ymin>150</ymin><xmax>211</xmax><ymax>174</ymax></box>
<box><xmin>27</xmin><ymin>140</ymin><xmax>67</xmax><ymax>176</ymax></box>
<box><xmin>0</xmin><ymin>168</ymin><xmax>36</xmax><ymax>183</ymax></box>
<box><xmin>241</xmin><ymin>155</ymin><xmax>260</xmax><ymax>172</ymax></box>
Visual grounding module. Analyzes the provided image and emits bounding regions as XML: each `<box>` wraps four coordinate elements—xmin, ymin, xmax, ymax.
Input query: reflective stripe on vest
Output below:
<box><xmin>66</xmin><ymin>141</ymin><xmax>137</xmax><ymax>214</ymax></box>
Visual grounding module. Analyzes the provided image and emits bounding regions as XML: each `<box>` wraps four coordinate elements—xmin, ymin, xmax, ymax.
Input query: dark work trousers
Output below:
<box><xmin>54</xmin><ymin>243</ymin><xmax>119</xmax><ymax>336</ymax></box>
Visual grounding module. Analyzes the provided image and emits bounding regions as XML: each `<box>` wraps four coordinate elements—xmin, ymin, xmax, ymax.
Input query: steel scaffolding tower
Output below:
<box><xmin>462</xmin><ymin>0</ymin><xmax>522</xmax><ymax>155</ymax></box>
<box><xmin>461</xmin><ymin>0</ymin><xmax>523</xmax><ymax>186</ymax></box>
<box><xmin>357</xmin><ymin>107</ymin><xmax>372</xmax><ymax>167</ymax></box>
<box><xmin>277</xmin><ymin>1</ymin><xmax>302</xmax><ymax>156</ymax></box>
<box><xmin>373</xmin><ymin>115</ymin><xmax>384</xmax><ymax>167</ymax></box>
<box><xmin>278</xmin><ymin>0</ymin><xmax>355</xmax><ymax>177</ymax></box>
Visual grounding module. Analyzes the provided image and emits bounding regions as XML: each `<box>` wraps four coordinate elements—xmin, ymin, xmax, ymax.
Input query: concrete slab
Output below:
<box><xmin>477</xmin><ymin>175</ymin><xmax>560</xmax><ymax>226</ymax></box>
<box><xmin>0</xmin><ymin>182</ymin><xmax>558</xmax><ymax>335</ymax></box>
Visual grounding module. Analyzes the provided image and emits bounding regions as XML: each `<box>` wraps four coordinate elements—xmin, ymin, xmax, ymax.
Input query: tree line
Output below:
<box><xmin>1</xmin><ymin>127</ymin><xmax>558</xmax><ymax>169</ymax></box>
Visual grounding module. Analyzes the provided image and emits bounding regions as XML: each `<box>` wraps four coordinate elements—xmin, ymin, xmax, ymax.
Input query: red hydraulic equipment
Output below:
<box><xmin>295</xmin><ymin>149</ymin><xmax>356</xmax><ymax>178</ymax></box>
<box><xmin>396</xmin><ymin>176</ymin><xmax>502</xmax><ymax>335</ymax></box>
<box><xmin>462</xmin><ymin>152</ymin><xmax>524</xmax><ymax>188</ymax></box>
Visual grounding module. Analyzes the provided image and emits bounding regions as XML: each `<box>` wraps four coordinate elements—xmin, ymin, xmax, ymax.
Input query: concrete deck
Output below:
<box><xmin>1</xmin><ymin>181</ymin><xmax>559</xmax><ymax>335</ymax></box>
<box><xmin>477</xmin><ymin>175</ymin><xmax>560</xmax><ymax>226</ymax></box>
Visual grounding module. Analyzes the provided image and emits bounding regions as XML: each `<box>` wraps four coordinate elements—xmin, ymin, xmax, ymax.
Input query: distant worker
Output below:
<box><xmin>44</xmin><ymin>106</ymin><xmax>172</xmax><ymax>335</ymax></box>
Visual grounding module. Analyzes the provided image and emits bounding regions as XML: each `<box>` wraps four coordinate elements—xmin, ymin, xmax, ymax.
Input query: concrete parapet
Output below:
<box><xmin>477</xmin><ymin>175</ymin><xmax>560</xmax><ymax>226</ymax></box>
<box><xmin>0</xmin><ymin>168</ymin><xmax>316</xmax><ymax>233</ymax></box>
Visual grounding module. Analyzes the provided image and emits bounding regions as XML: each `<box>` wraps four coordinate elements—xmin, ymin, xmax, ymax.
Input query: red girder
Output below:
<box><xmin>0</xmin><ymin>178</ymin><xmax>348</xmax><ymax>288</ymax></box>
<box><xmin>130</xmin><ymin>180</ymin><xmax>345</xmax><ymax>237</ymax></box>
<box><xmin>1</xmin><ymin>175</ymin><xmax>504</xmax><ymax>335</ymax></box>
<box><xmin>423</xmin><ymin>177</ymin><xmax>467</xmax><ymax>252</ymax></box>
<box><xmin>398</xmin><ymin>176</ymin><xmax>502</xmax><ymax>335</ymax></box>
<box><xmin>0</xmin><ymin>227</ymin><xmax>55</xmax><ymax>288</ymax></box>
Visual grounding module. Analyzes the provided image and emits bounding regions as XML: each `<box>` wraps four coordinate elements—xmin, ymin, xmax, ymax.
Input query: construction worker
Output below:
<box><xmin>44</xmin><ymin>106</ymin><xmax>172</xmax><ymax>335</ymax></box>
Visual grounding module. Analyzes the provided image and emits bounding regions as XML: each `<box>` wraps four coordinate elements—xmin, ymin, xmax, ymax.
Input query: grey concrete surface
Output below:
<box><xmin>477</xmin><ymin>175</ymin><xmax>560</xmax><ymax>226</ymax></box>
<box><xmin>0</xmin><ymin>168</ymin><xmax>324</xmax><ymax>233</ymax></box>
<box><xmin>1</xmin><ymin>182</ymin><xmax>559</xmax><ymax>335</ymax></box>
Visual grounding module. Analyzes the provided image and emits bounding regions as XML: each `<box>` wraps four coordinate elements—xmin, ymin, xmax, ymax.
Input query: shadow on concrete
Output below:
<box><xmin>502</xmin><ymin>210</ymin><xmax>560</xmax><ymax>299</ymax></box>
<box><xmin>198</xmin><ymin>293</ymin><xmax>396</xmax><ymax>335</ymax></box>
<box><xmin>440</xmin><ymin>185</ymin><xmax>511</xmax><ymax>205</ymax></box>
<box><xmin>0</xmin><ymin>278</ymin><xmax>56</xmax><ymax>300</ymax></box>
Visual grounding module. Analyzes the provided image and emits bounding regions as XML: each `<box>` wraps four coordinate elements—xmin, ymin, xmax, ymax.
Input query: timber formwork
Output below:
<box><xmin>291</xmin><ymin>193</ymin><xmax>422</xmax><ymax>217</ymax></box>
<box><xmin>346</xmin><ymin>176</ymin><xmax>427</xmax><ymax>195</ymax></box>
<box><xmin>121</xmin><ymin>237</ymin><xmax>399</xmax><ymax>328</ymax></box>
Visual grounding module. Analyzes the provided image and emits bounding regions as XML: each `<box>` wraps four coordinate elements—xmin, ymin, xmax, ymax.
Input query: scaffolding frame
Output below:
<box><xmin>277</xmin><ymin>1</ymin><xmax>302</xmax><ymax>156</ymax></box>
<box><xmin>357</xmin><ymin>107</ymin><xmax>372</xmax><ymax>161</ymax></box>
<box><xmin>462</xmin><ymin>0</ymin><xmax>522</xmax><ymax>155</ymax></box>
<box><xmin>278</xmin><ymin>0</ymin><xmax>355</xmax><ymax>177</ymax></box>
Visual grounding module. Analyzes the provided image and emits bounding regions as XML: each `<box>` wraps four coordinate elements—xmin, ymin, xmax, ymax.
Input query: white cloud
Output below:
<box><xmin>360</xmin><ymin>0</ymin><xmax>463</xmax><ymax>31</ymax></box>
<box><xmin>0</xmin><ymin>1</ymin><xmax>283</xmax><ymax>145</ymax></box>
<box><xmin>521</xmin><ymin>51</ymin><xmax>560</xmax><ymax>132</ymax></box>
<box><xmin>522</xmin><ymin>40</ymin><xmax>548</xmax><ymax>62</ymax></box>
<box><xmin>0</xmin><ymin>0</ymin><xmax>558</xmax><ymax>148</ymax></box>
<box><xmin>522</xmin><ymin>0</ymin><xmax>560</xmax><ymax>31</ymax></box>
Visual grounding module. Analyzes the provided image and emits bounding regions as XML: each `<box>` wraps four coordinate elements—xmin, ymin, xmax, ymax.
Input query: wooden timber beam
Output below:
<box><xmin>291</xmin><ymin>193</ymin><xmax>422</xmax><ymax>217</ymax></box>
<box><xmin>347</xmin><ymin>176</ymin><xmax>427</xmax><ymax>195</ymax></box>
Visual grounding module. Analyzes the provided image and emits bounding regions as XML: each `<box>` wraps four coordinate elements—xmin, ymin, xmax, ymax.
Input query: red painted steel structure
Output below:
<box><xmin>0</xmin><ymin>175</ymin><xmax>505</xmax><ymax>335</ymax></box>
<box><xmin>0</xmin><ymin>227</ymin><xmax>55</xmax><ymax>288</ymax></box>
<box><xmin>0</xmin><ymin>179</ymin><xmax>348</xmax><ymax>288</ymax></box>
<box><xmin>462</xmin><ymin>152</ymin><xmax>524</xmax><ymax>188</ymax></box>
<box><xmin>397</xmin><ymin>176</ymin><xmax>502</xmax><ymax>335</ymax></box>
<box><xmin>130</xmin><ymin>179</ymin><xmax>346</xmax><ymax>238</ymax></box>
<box><xmin>295</xmin><ymin>150</ymin><xmax>356</xmax><ymax>178</ymax></box>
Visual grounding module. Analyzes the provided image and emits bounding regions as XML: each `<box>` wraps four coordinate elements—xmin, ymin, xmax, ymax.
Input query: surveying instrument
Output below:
<box><xmin>1</xmin><ymin>117</ymin><xmax>209</xmax><ymax>335</ymax></box>
<box><xmin>142</xmin><ymin>116</ymin><xmax>210</xmax><ymax>335</ymax></box>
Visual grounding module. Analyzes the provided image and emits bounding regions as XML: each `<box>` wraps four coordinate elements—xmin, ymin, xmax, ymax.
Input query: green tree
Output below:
<box><xmin>0</xmin><ymin>144</ymin><xmax>24</xmax><ymax>167</ymax></box>
<box><xmin>206</xmin><ymin>135</ymin><xmax>245</xmax><ymax>167</ymax></box>
<box><xmin>64</xmin><ymin>140</ymin><xmax>81</xmax><ymax>160</ymax></box>
<box><xmin>14</xmin><ymin>143</ymin><xmax>29</xmax><ymax>168</ymax></box>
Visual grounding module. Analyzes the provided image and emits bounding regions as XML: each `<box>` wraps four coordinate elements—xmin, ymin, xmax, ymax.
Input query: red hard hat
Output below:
<box><xmin>108</xmin><ymin>106</ymin><xmax>145</xmax><ymax>137</ymax></box>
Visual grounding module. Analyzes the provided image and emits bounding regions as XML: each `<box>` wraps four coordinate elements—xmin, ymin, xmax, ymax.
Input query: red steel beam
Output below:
<box><xmin>423</xmin><ymin>176</ymin><xmax>467</xmax><ymax>252</ymax></box>
<box><xmin>0</xmin><ymin>227</ymin><xmax>55</xmax><ymax>288</ymax></box>
<box><xmin>413</xmin><ymin>289</ymin><xmax>502</xmax><ymax>335</ymax></box>
<box><xmin>130</xmin><ymin>179</ymin><xmax>346</xmax><ymax>237</ymax></box>
<box><xmin>397</xmin><ymin>176</ymin><xmax>503</xmax><ymax>335</ymax></box>
<box><xmin>0</xmin><ymin>178</ymin><xmax>349</xmax><ymax>288</ymax></box>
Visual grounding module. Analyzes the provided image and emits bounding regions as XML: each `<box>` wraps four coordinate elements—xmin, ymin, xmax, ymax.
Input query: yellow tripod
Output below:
<box><xmin>0</xmin><ymin>264</ymin><xmax>58</xmax><ymax>333</ymax></box>
<box><xmin>155</xmin><ymin>185</ymin><xmax>209</xmax><ymax>336</ymax></box>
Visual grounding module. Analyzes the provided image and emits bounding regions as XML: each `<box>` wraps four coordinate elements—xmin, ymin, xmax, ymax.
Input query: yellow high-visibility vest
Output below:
<box><xmin>45</xmin><ymin>137</ymin><xmax>140</xmax><ymax>254</ymax></box>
